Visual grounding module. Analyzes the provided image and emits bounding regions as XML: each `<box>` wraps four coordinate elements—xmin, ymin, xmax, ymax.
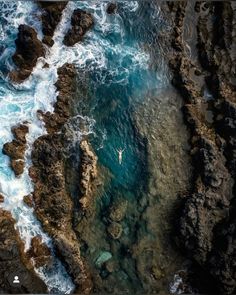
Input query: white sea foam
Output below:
<box><xmin>0</xmin><ymin>0</ymin><xmax>149</xmax><ymax>292</ymax></box>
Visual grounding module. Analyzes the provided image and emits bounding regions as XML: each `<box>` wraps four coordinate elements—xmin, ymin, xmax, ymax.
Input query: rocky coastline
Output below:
<box><xmin>1</xmin><ymin>1</ymin><xmax>235</xmax><ymax>294</ymax></box>
<box><xmin>30</xmin><ymin>63</ymin><xmax>96</xmax><ymax>294</ymax></box>
<box><xmin>167</xmin><ymin>1</ymin><xmax>236</xmax><ymax>294</ymax></box>
<box><xmin>0</xmin><ymin>209</ymin><xmax>47</xmax><ymax>293</ymax></box>
<box><xmin>3</xmin><ymin>124</ymin><xmax>29</xmax><ymax>176</ymax></box>
<box><xmin>2</xmin><ymin>2</ymin><xmax>98</xmax><ymax>292</ymax></box>
<box><xmin>39</xmin><ymin>1</ymin><xmax>68</xmax><ymax>47</ymax></box>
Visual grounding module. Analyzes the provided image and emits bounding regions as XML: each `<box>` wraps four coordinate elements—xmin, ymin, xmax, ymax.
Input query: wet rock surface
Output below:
<box><xmin>39</xmin><ymin>1</ymin><xmax>68</xmax><ymax>47</ymax></box>
<box><xmin>107</xmin><ymin>3</ymin><xmax>117</xmax><ymax>15</ymax></box>
<box><xmin>23</xmin><ymin>194</ymin><xmax>34</xmax><ymax>208</ymax></box>
<box><xmin>0</xmin><ymin>209</ymin><xmax>47</xmax><ymax>293</ymax></box>
<box><xmin>2</xmin><ymin>124</ymin><xmax>29</xmax><ymax>176</ymax></box>
<box><xmin>78</xmin><ymin>140</ymin><xmax>98</xmax><ymax>211</ymax></box>
<box><xmin>9</xmin><ymin>25</ymin><xmax>45</xmax><ymax>82</ymax></box>
<box><xmin>168</xmin><ymin>2</ymin><xmax>236</xmax><ymax>294</ymax></box>
<box><xmin>0</xmin><ymin>194</ymin><xmax>4</xmax><ymax>203</ymax></box>
<box><xmin>30</xmin><ymin>63</ymin><xmax>94</xmax><ymax>293</ymax></box>
<box><xmin>63</xmin><ymin>9</ymin><xmax>94</xmax><ymax>46</ymax></box>
<box><xmin>27</xmin><ymin>236</ymin><xmax>52</xmax><ymax>268</ymax></box>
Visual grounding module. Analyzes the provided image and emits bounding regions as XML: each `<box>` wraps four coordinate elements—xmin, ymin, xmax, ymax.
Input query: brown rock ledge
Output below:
<box><xmin>2</xmin><ymin>124</ymin><xmax>29</xmax><ymax>176</ymax></box>
<box><xmin>30</xmin><ymin>63</ymin><xmax>95</xmax><ymax>294</ymax></box>
<box><xmin>0</xmin><ymin>209</ymin><xmax>47</xmax><ymax>293</ymax></box>
<box><xmin>26</xmin><ymin>236</ymin><xmax>52</xmax><ymax>268</ymax></box>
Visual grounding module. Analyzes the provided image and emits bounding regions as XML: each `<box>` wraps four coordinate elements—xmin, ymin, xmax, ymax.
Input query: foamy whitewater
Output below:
<box><xmin>0</xmin><ymin>1</ymin><xmax>150</xmax><ymax>292</ymax></box>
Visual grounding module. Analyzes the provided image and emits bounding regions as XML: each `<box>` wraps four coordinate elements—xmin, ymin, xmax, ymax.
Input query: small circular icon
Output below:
<box><xmin>8</xmin><ymin>273</ymin><xmax>22</xmax><ymax>288</ymax></box>
<box><xmin>13</xmin><ymin>276</ymin><xmax>20</xmax><ymax>284</ymax></box>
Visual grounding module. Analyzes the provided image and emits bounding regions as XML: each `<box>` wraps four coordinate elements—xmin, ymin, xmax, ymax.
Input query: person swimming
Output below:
<box><xmin>117</xmin><ymin>148</ymin><xmax>125</xmax><ymax>164</ymax></box>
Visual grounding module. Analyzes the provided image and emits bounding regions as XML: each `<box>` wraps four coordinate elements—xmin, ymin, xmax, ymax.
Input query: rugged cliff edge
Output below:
<box><xmin>9</xmin><ymin>24</ymin><xmax>45</xmax><ymax>82</ymax></box>
<box><xmin>30</xmin><ymin>63</ymin><xmax>98</xmax><ymax>294</ymax></box>
<box><xmin>3</xmin><ymin>124</ymin><xmax>29</xmax><ymax>176</ymax></box>
<box><xmin>167</xmin><ymin>1</ymin><xmax>236</xmax><ymax>293</ymax></box>
<box><xmin>0</xmin><ymin>209</ymin><xmax>47</xmax><ymax>293</ymax></box>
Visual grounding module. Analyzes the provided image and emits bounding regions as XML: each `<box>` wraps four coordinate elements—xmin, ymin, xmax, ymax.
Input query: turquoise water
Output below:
<box><xmin>0</xmin><ymin>1</ymin><xmax>170</xmax><ymax>292</ymax></box>
<box><xmin>76</xmin><ymin>2</ymin><xmax>170</xmax><ymax>206</ymax></box>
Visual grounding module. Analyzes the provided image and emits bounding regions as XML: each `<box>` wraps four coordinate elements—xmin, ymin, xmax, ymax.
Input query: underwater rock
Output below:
<box><xmin>107</xmin><ymin>222</ymin><xmax>123</xmax><ymax>240</ymax></box>
<box><xmin>0</xmin><ymin>209</ymin><xmax>47</xmax><ymax>293</ymax></box>
<box><xmin>39</xmin><ymin>1</ymin><xmax>68</xmax><ymax>47</ymax></box>
<box><xmin>109</xmin><ymin>199</ymin><xmax>128</xmax><ymax>222</ymax></box>
<box><xmin>95</xmin><ymin>251</ymin><xmax>112</xmax><ymax>268</ymax></box>
<box><xmin>9</xmin><ymin>25</ymin><xmax>45</xmax><ymax>82</ymax></box>
<box><xmin>2</xmin><ymin>124</ymin><xmax>29</xmax><ymax>176</ymax></box>
<box><xmin>63</xmin><ymin>9</ymin><xmax>94</xmax><ymax>46</ymax></box>
<box><xmin>107</xmin><ymin>3</ymin><xmax>117</xmax><ymax>14</ymax></box>
<box><xmin>27</xmin><ymin>236</ymin><xmax>52</xmax><ymax>268</ymax></box>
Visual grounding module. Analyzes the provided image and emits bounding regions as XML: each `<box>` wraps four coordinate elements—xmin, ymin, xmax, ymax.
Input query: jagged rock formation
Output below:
<box><xmin>0</xmin><ymin>194</ymin><xmax>4</xmax><ymax>203</ymax></box>
<box><xmin>107</xmin><ymin>3</ymin><xmax>117</xmax><ymax>14</ymax></box>
<box><xmin>78</xmin><ymin>140</ymin><xmax>98</xmax><ymax>211</ymax></box>
<box><xmin>0</xmin><ymin>209</ymin><xmax>47</xmax><ymax>293</ymax></box>
<box><xmin>37</xmin><ymin>64</ymin><xmax>77</xmax><ymax>133</ymax></box>
<box><xmin>63</xmin><ymin>9</ymin><xmax>94</xmax><ymax>46</ymax></box>
<box><xmin>3</xmin><ymin>124</ymin><xmax>29</xmax><ymax>176</ymax></box>
<box><xmin>27</xmin><ymin>236</ymin><xmax>52</xmax><ymax>268</ymax></box>
<box><xmin>9</xmin><ymin>25</ymin><xmax>45</xmax><ymax>82</ymax></box>
<box><xmin>168</xmin><ymin>1</ymin><xmax>236</xmax><ymax>293</ymax></box>
<box><xmin>30</xmin><ymin>63</ymin><xmax>96</xmax><ymax>294</ymax></box>
<box><xmin>23</xmin><ymin>194</ymin><xmax>34</xmax><ymax>208</ymax></box>
<box><xmin>39</xmin><ymin>1</ymin><xmax>68</xmax><ymax>47</ymax></box>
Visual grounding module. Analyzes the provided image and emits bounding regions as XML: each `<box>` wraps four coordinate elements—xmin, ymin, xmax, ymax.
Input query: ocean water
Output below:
<box><xmin>0</xmin><ymin>1</ymin><xmax>170</xmax><ymax>293</ymax></box>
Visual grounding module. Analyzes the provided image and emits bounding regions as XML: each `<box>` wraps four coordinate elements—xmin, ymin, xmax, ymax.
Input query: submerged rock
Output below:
<box><xmin>107</xmin><ymin>222</ymin><xmax>123</xmax><ymax>240</ymax></box>
<box><xmin>109</xmin><ymin>199</ymin><xmax>128</xmax><ymax>222</ymax></box>
<box><xmin>95</xmin><ymin>251</ymin><xmax>112</xmax><ymax>268</ymax></box>
<box><xmin>63</xmin><ymin>9</ymin><xmax>94</xmax><ymax>46</ymax></box>
<box><xmin>9</xmin><ymin>25</ymin><xmax>45</xmax><ymax>82</ymax></box>
<box><xmin>0</xmin><ymin>209</ymin><xmax>47</xmax><ymax>293</ymax></box>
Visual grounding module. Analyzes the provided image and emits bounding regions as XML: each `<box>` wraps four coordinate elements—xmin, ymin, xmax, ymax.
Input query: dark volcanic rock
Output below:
<box><xmin>9</xmin><ymin>25</ymin><xmax>45</xmax><ymax>82</ymax></box>
<box><xmin>107</xmin><ymin>3</ymin><xmax>117</xmax><ymax>14</ymax></box>
<box><xmin>38</xmin><ymin>63</ymin><xmax>77</xmax><ymax>133</ymax></box>
<box><xmin>3</xmin><ymin>124</ymin><xmax>29</xmax><ymax>176</ymax></box>
<box><xmin>63</xmin><ymin>9</ymin><xmax>94</xmax><ymax>46</ymax></box>
<box><xmin>168</xmin><ymin>1</ymin><xmax>236</xmax><ymax>294</ymax></box>
<box><xmin>39</xmin><ymin>1</ymin><xmax>68</xmax><ymax>47</ymax></box>
<box><xmin>0</xmin><ymin>209</ymin><xmax>47</xmax><ymax>293</ymax></box>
